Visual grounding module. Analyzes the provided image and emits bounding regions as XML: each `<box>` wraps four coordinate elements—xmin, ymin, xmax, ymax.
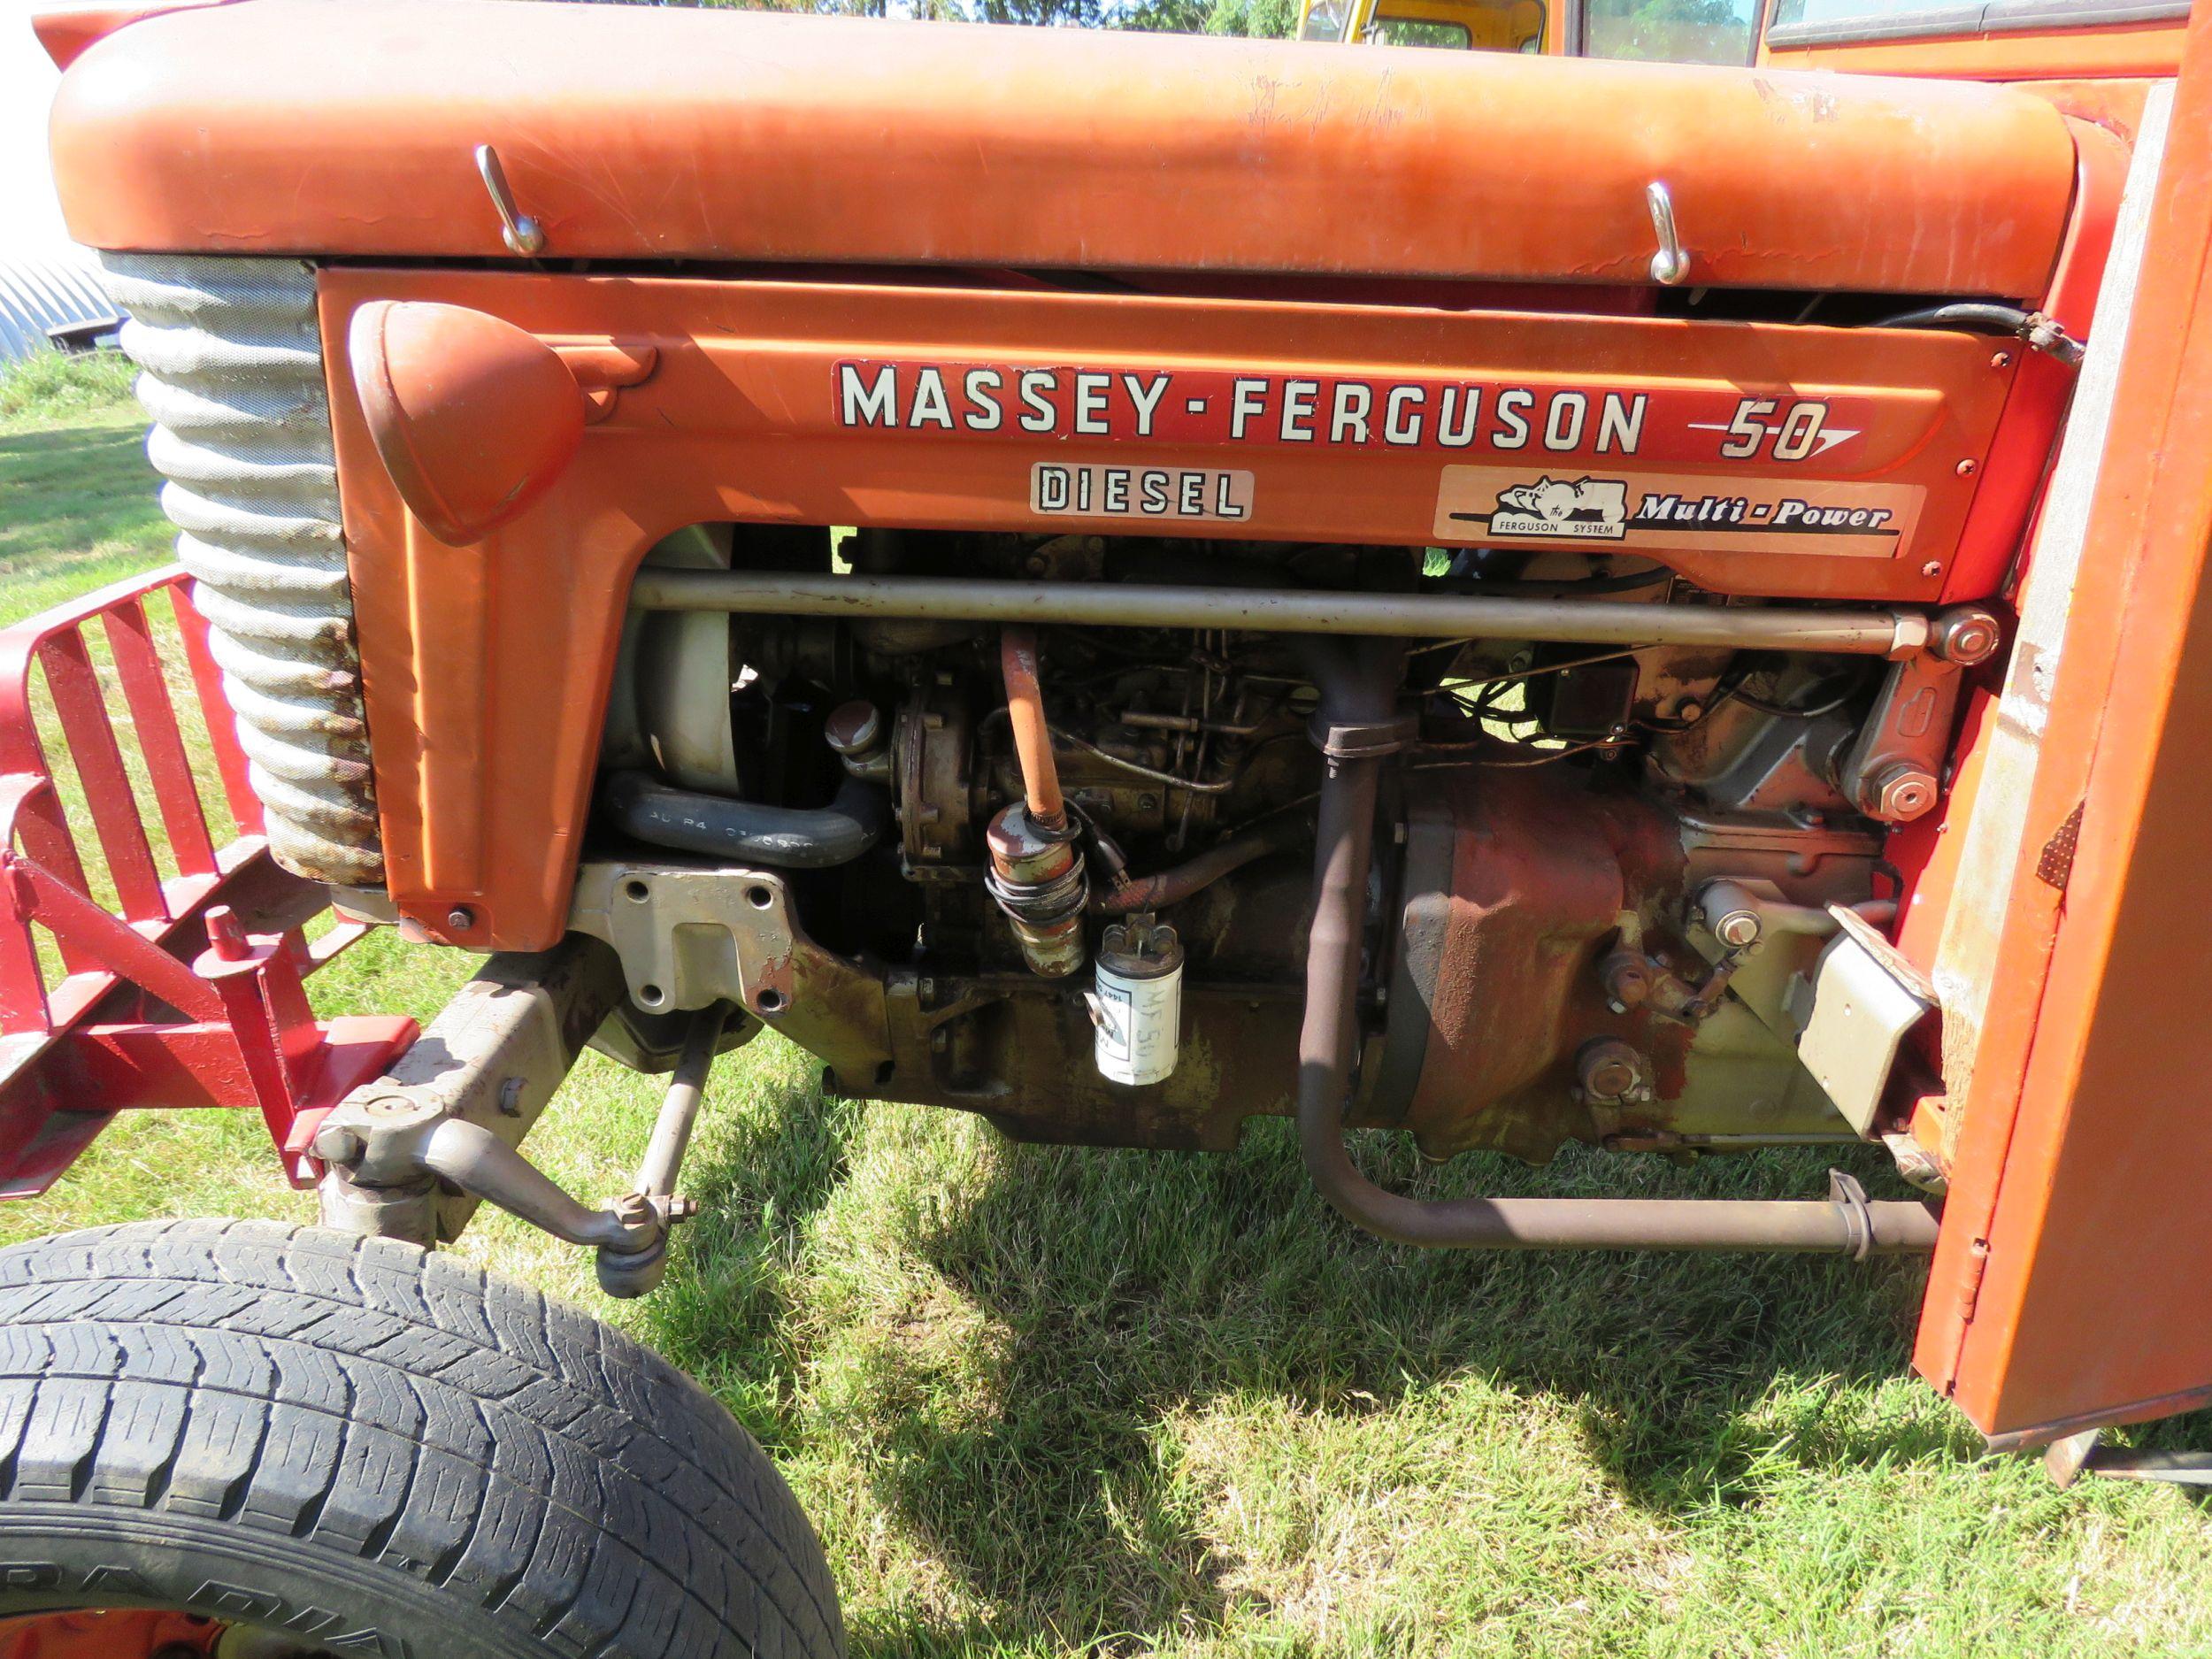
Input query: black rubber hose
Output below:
<box><xmin>602</xmin><ymin>770</ymin><xmax>890</xmax><ymax>868</ymax></box>
<box><xmin>1870</xmin><ymin>303</ymin><xmax>2085</xmax><ymax>365</ymax></box>
<box><xmin>1289</xmin><ymin>638</ymin><xmax>1940</xmax><ymax>1255</ymax></box>
<box><xmin>1872</xmin><ymin>302</ymin><xmax>2039</xmax><ymax>334</ymax></box>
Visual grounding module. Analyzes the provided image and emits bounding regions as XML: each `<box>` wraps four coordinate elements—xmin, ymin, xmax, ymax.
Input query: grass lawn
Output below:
<box><xmin>2</xmin><ymin>349</ymin><xmax>2208</xmax><ymax>1657</ymax></box>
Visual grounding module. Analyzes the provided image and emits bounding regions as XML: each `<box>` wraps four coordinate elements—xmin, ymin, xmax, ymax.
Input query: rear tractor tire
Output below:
<box><xmin>0</xmin><ymin>1221</ymin><xmax>844</xmax><ymax>1659</ymax></box>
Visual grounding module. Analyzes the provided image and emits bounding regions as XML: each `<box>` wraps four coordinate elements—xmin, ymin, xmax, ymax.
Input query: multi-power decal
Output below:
<box><xmin>1433</xmin><ymin>469</ymin><xmax>1925</xmax><ymax>557</ymax></box>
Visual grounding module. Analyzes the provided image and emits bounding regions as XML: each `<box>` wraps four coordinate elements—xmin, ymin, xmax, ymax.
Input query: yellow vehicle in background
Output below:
<box><xmin>1296</xmin><ymin>0</ymin><xmax>1551</xmax><ymax>50</ymax></box>
<box><xmin>1294</xmin><ymin>0</ymin><xmax>1757</xmax><ymax>63</ymax></box>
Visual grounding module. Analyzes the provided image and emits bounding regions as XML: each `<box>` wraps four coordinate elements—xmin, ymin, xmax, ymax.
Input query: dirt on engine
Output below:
<box><xmin>566</xmin><ymin>519</ymin><xmax>1893</xmax><ymax>1164</ymax></box>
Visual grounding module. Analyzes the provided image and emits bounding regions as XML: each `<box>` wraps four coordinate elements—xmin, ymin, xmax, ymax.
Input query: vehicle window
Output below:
<box><xmin>1766</xmin><ymin>0</ymin><xmax>2187</xmax><ymax>42</ymax></box>
<box><xmin>1299</xmin><ymin>0</ymin><xmax>1359</xmax><ymax>39</ymax></box>
<box><xmin>1370</xmin><ymin>15</ymin><xmax>1479</xmax><ymax>44</ymax></box>
<box><xmin>1581</xmin><ymin>0</ymin><xmax>1757</xmax><ymax>62</ymax></box>
<box><xmin>1370</xmin><ymin>0</ymin><xmax>1545</xmax><ymax>48</ymax></box>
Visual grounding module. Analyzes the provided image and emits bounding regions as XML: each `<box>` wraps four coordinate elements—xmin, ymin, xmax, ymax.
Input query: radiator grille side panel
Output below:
<box><xmin>98</xmin><ymin>253</ymin><xmax>383</xmax><ymax>887</ymax></box>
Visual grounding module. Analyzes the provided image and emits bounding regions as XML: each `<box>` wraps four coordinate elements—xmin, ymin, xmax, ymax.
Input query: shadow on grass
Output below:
<box><xmin>639</xmin><ymin>1056</ymin><xmax>860</xmax><ymax>1460</ymax></box>
<box><xmin>646</xmin><ymin>1061</ymin><xmax>2078</xmax><ymax>1653</ymax></box>
<box><xmin>883</xmin><ymin>1140</ymin><xmax>1941</xmax><ymax>1634</ymax></box>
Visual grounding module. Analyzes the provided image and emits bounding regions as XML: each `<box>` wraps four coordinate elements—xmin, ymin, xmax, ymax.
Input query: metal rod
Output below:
<box><xmin>1093</xmin><ymin>810</ymin><xmax>1310</xmax><ymax>913</ymax></box>
<box><xmin>2046</xmin><ymin>1432</ymin><xmax>2212</xmax><ymax>1487</ymax></box>
<box><xmin>635</xmin><ymin>1003</ymin><xmax>728</xmax><ymax>1201</ymax></box>
<box><xmin>631</xmin><ymin>569</ymin><xmax>1926</xmax><ymax>657</ymax></box>
<box><xmin>419</xmin><ymin>1118</ymin><xmax>656</xmax><ymax>1254</ymax></box>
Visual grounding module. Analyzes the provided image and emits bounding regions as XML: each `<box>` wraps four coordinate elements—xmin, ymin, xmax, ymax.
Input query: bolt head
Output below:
<box><xmin>1956</xmin><ymin>458</ymin><xmax>1978</xmax><ymax>477</ymax></box>
<box><xmin>665</xmin><ymin>1195</ymin><xmax>701</xmax><ymax>1223</ymax></box>
<box><xmin>311</xmin><ymin>1124</ymin><xmax>365</xmax><ymax>1164</ymax></box>
<box><xmin>1933</xmin><ymin>608</ymin><xmax>2003</xmax><ymax>666</ymax></box>
<box><xmin>1951</xmin><ymin>625</ymin><xmax>1998</xmax><ymax>664</ymax></box>
<box><xmin>1584</xmin><ymin>1057</ymin><xmax>1639</xmax><ymax>1100</ymax></box>
<box><xmin>1870</xmin><ymin>764</ymin><xmax>1940</xmax><ymax>822</ymax></box>
<box><xmin>1992</xmin><ymin>350</ymin><xmax>2013</xmax><ymax>370</ymax></box>
<box><xmin>446</xmin><ymin>905</ymin><xmax>474</xmax><ymax>931</ymax></box>
<box><xmin>1715</xmin><ymin>911</ymin><xmax>1762</xmax><ymax>949</ymax></box>
<box><xmin>1576</xmin><ymin>1040</ymin><xmax>1646</xmax><ymax>1103</ymax></box>
<box><xmin>1921</xmin><ymin>560</ymin><xmax>1943</xmax><ymax>579</ymax></box>
<box><xmin>1600</xmin><ymin>953</ymin><xmax>1652</xmax><ymax>1010</ymax></box>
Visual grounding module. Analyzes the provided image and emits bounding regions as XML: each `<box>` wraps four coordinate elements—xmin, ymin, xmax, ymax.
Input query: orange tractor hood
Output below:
<box><xmin>49</xmin><ymin>0</ymin><xmax>2079</xmax><ymax>298</ymax></box>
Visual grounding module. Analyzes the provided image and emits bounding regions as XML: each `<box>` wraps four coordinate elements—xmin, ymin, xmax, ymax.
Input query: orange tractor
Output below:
<box><xmin>0</xmin><ymin>0</ymin><xmax>2206</xmax><ymax>1650</ymax></box>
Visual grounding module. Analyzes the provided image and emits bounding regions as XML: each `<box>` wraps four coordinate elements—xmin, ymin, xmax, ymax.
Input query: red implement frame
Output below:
<box><xmin>0</xmin><ymin>568</ymin><xmax>414</xmax><ymax>1197</ymax></box>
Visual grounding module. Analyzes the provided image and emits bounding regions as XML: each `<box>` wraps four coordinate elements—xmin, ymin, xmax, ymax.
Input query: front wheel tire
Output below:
<box><xmin>0</xmin><ymin>1220</ymin><xmax>844</xmax><ymax>1659</ymax></box>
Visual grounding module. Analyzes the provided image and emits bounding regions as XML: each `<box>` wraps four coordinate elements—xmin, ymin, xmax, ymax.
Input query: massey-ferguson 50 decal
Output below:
<box><xmin>833</xmin><ymin>360</ymin><xmax>1934</xmax><ymax>555</ymax></box>
<box><xmin>833</xmin><ymin>361</ymin><xmax>1877</xmax><ymax>464</ymax></box>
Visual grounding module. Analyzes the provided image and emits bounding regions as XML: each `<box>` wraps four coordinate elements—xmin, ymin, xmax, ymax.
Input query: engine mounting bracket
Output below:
<box><xmin>568</xmin><ymin>859</ymin><xmax>802</xmax><ymax>1019</ymax></box>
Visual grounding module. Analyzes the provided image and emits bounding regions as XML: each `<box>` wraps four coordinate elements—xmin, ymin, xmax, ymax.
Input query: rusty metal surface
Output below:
<box><xmin>872</xmin><ymin>972</ymin><xmax>1311</xmax><ymax>1151</ymax></box>
<box><xmin>2034</xmin><ymin>801</ymin><xmax>2085</xmax><ymax>889</ymax></box>
<box><xmin>1294</xmin><ymin>646</ymin><xmax>1936</xmax><ymax>1254</ymax></box>
<box><xmin>1381</xmin><ymin>767</ymin><xmax>1681</xmax><ymax>1161</ymax></box>
<box><xmin>896</xmin><ymin>680</ymin><xmax>978</xmax><ymax>872</ymax></box>
<box><xmin>570</xmin><ymin>860</ymin><xmax>803</xmax><ymax>1018</ymax></box>
<box><xmin>593</xmin><ymin>763</ymin><xmax>1867</xmax><ymax>1161</ymax></box>
<box><xmin>728</xmin><ymin>833</ymin><xmax>1320</xmax><ymax>1147</ymax></box>
<box><xmin>566</xmin><ymin>857</ymin><xmax>895</xmax><ymax>1091</ymax></box>
<box><xmin>1377</xmin><ymin>766</ymin><xmax>1859</xmax><ymax>1162</ymax></box>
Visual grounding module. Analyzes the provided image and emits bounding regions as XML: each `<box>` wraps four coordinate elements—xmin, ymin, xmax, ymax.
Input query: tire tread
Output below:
<box><xmin>0</xmin><ymin>1222</ymin><xmax>841</xmax><ymax>1659</ymax></box>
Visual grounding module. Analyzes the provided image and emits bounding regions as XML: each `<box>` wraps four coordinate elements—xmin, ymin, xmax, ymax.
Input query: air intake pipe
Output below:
<box><xmin>1292</xmin><ymin>637</ymin><xmax>1940</xmax><ymax>1256</ymax></box>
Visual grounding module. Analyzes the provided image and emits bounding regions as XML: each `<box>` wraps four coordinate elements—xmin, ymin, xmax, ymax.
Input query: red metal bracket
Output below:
<box><xmin>0</xmin><ymin>568</ymin><xmax>414</xmax><ymax>1196</ymax></box>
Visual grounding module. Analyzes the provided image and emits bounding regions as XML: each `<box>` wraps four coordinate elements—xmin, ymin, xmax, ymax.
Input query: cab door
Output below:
<box><xmin>1913</xmin><ymin>18</ymin><xmax>2212</xmax><ymax>1447</ymax></box>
